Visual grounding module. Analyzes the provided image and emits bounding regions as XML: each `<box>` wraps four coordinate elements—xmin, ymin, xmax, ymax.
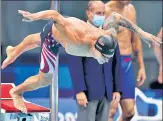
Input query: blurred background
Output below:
<box><xmin>1</xmin><ymin>0</ymin><xmax>162</xmax><ymax>121</ymax></box>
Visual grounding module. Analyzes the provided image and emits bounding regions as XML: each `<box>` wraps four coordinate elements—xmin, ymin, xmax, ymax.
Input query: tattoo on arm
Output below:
<box><xmin>118</xmin><ymin>15</ymin><xmax>143</xmax><ymax>36</ymax></box>
<box><xmin>134</xmin><ymin>51</ymin><xmax>139</xmax><ymax>57</ymax></box>
<box><xmin>105</xmin><ymin>12</ymin><xmax>143</xmax><ymax>34</ymax></box>
<box><xmin>104</xmin><ymin>12</ymin><xmax>154</xmax><ymax>46</ymax></box>
<box><xmin>103</xmin><ymin>14</ymin><xmax>119</xmax><ymax>37</ymax></box>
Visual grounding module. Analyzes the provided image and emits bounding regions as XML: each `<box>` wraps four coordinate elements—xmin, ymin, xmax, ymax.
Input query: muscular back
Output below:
<box><xmin>105</xmin><ymin>2</ymin><xmax>136</xmax><ymax>55</ymax></box>
<box><xmin>51</xmin><ymin>16</ymin><xmax>106</xmax><ymax>57</ymax></box>
<box><xmin>52</xmin><ymin>17</ymin><xmax>104</xmax><ymax>46</ymax></box>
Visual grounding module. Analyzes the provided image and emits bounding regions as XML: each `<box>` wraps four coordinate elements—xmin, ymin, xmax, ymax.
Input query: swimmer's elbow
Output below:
<box><xmin>110</xmin><ymin>12</ymin><xmax>121</xmax><ymax>20</ymax></box>
<box><xmin>47</xmin><ymin>10</ymin><xmax>60</xmax><ymax>20</ymax></box>
<box><xmin>103</xmin><ymin>12</ymin><xmax>120</xmax><ymax>30</ymax></box>
<box><xmin>50</xmin><ymin>10</ymin><xmax>67</xmax><ymax>26</ymax></box>
<box><xmin>110</xmin><ymin>12</ymin><xmax>117</xmax><ymax>16</ymax></box>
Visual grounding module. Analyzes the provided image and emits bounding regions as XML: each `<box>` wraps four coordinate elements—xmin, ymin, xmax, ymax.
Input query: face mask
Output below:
<box><xmin>92</xmin><ymin>15</ymin><xmax>105</xmax><ymax>27</ymax></box>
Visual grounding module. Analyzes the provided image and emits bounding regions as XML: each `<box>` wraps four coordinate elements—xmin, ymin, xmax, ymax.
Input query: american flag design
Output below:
<box><xmin>40</xmin><ymin>31</ymin><xmax>60</xmax><ymax>74</ymax></box>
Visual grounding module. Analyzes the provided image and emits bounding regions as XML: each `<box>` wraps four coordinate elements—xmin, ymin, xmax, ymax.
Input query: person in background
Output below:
<box><xmin>105</xmin><ymin>0</ymin><xmax>146</xmax><ymax>120</ymax></box>
<box><xmin>67</xmin><ymin>1</ymin><xmax>121</xmax><ymax>121</ymax></box>
<box><xmin>153</xmin><ymin>27</ymin><xmax>162</xmax><ymax>84</ymax></box>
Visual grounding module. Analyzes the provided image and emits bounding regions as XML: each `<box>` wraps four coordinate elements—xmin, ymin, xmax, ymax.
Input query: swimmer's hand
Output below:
<box><xmin>142</xmin><ymin>32</ymin><xmax>162</xmax><ymax>47</ymax></box>
<box><xmin>18</xmin><ymin>10</ymin><xmax>31</xmax><ymax>16</ymax></box>
<box><xmin>18</xmin><ymin>10</ymin><xmax>56</xmax><ymax>22</ymax></box>
<box><xmin>18</xmin><ymin>10</ymin><xmax>38</xmax><ymax>22</ymax></box>
<box><xmin>137</xmin><ymin>68</ymin><xmax>146</xmax><ymax>86</ymax></box>
<box><xmin>112</xmin><ymin>92</ymin><xmax>120</xmax><ymax>104</ymax></box>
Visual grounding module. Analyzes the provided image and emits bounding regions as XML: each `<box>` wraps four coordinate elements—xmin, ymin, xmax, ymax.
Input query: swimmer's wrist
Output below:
<box><xmin>139</xmin><ymin>67</ymin><xmax>145</xmax><ymax>72</ymax></box>
<box><xmin>138</xmin><ymin>59</ymin><xmax>145</xmax><ymax>70</ymax></box>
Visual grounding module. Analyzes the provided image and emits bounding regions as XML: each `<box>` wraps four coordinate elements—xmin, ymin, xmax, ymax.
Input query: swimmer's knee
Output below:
<box><xmin>9</xmin><ymin>87</ymin><xmax>15</xmax><ymax>95</ymax></box>
<box><xmin>38</xmin><ymin>71</ymin><xmax>52</xmax><ymax>85</ymax></box>
<box><xmin>109</xmin><ymin>106</ymin><xmax>118</xmax><ymax>118</ymax></box>
<box><xmin>122</xmin><ymin>107</ymin><xmax>135</xmax><ymax>118</ymax></box>
<box><xmin>109</xmin><ymin>109</ymin><xmax>116</xmax><ymax>118</ymax></box>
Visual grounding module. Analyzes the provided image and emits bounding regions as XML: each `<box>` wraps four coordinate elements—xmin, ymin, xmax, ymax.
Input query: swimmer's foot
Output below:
<box><xmin>10</xmin><ymin>89</ymin><xmax>27</xmax><ymax>114</ymax></box>
<box><xmin>1</xmin><ymin>46</ymin><xmax>17</xmax><ymax>69</ymax></box>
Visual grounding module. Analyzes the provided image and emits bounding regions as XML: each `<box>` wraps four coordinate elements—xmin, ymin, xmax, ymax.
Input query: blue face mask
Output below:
<box><xmin>92</xmin><ymin>15</ymin><xmax>105</xmax><ymax>27</ymax></box>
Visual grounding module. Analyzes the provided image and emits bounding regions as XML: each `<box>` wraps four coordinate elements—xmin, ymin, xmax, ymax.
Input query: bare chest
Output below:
<box><xmin>118</xmin><ymin>9</ymin><xmax>133</xmax><ymax>32</ymax></box>
<box><xmin>113</xmin><ymin>8</ymin><xmax>134</xmax><ymax>42</ymax></box>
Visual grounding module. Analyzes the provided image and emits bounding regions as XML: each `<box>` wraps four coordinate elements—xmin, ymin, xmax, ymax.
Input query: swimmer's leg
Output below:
<box><xmin>9</xmin><ymin>71</ymin><xmax>52</xmax><ymax>113</ymax></box>
<box><xmin>2</xmin><ymin>33</ymin><xmax>41</xmax><ymax>69</ymax></box>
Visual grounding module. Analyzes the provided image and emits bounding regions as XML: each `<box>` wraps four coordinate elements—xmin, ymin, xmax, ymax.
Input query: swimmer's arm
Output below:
<box><xmin>104</xmin><ymin>12</ymin><xmax>162</xmax><ymax>47</ymax></box>
<box><xmin>18</xmin><ymin>10</ymin><xmax>67</xmax><ymax>26</ymax></box>
<box><xmin>131</xmin><ymin>6</ymin><xmax>145</xmax><ymax>70</ymax></box>
<box><xmin>153</xmin><ymin>28</ymin><xmax>162</xmax><ymax>65</ymax></box>
<box><xmin>132</xmin><ymin>34</ymin><xmax>145</xmax><ymax>69</ymax></box>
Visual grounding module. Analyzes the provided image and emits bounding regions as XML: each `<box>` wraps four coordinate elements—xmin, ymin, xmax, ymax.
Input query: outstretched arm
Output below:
<box><xmin>103</xmin><ymin>12</ymin><xmax>162</xmax><ymax>47</ymax></box>
<box><xmin>18</xmin><ymin>10</ymin><xmax>67</xmax><ymax>26</ymax></box>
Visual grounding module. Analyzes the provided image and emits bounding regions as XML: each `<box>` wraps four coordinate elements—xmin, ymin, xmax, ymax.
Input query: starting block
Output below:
<box><xmin>0</xmin><ymin>83</ymin><xmax>51</xmax><ymax>121</ymax></box>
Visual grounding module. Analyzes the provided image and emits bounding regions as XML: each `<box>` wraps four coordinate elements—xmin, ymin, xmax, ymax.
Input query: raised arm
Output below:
<box><xmin>18</xmin><ymin>10</ymin><xmax>67</xmax><ymax>26</ymax></box>
<box><xmin>103</xmin><ymin>12</ymin><xmax>162</xmax><ymax>47</ymax></box>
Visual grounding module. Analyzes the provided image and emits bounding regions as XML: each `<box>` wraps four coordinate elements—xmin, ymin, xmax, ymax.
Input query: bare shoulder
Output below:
<box><xmin>105</xmin><ymin>2</ymin><xmax>114</xmax><ymax>16</ymax></box>
<box><xmin>105</xmin><ymin>1</ymin><xmax>111</xmax><ymax>9</ymax></box>
<box><xmin>128</xmin><ymin>4</ymin><xmax>137</xmax><ymax>22</ymax></box>
<box><xmin>128</xmin><ymin>4</ymin><xmax>136</xmax><ymax>14</ymax></box>
<box><xmin>105</xmin><ymin>1</ymin><xmax>114</xmax><ymax>8</ymax></box>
